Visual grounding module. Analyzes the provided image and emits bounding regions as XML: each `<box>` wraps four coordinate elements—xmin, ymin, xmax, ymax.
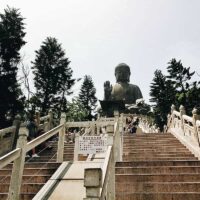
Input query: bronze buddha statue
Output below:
<box><xmin>104</xmin><ymin>63</ymin><xmax>143</xmax><ymax>104</ymax></box>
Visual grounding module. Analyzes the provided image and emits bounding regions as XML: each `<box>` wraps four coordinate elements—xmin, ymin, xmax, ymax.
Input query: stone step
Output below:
<box><xmin>0</xmin><ymin>168</ymin><xmax>56</xmax><ymax>175</ymax></box>
<box><xmin>0</xmin><ymin>193</ymin><xmax>35</xmax><ymax>200</ymax></box>
<box><xmin>0</xmin><ymin>183</ymin><xmax>44</xmax><ymax>193</ymax></box>
<box><xmin>123</xmin><ymin>145</ymin><xmax>187</xmax><ymax>148</ymax></box>
<box><xmin>115</xmin><ymin>173</ymin><xmax>200</xmax><ymax>182</ymax></box>
<box><xmin>0</xmin><ymin>175</ymin><xmax>51</xmax><ymax>183</ymax></box>
<box><xmin>123</xmin><ymin>152</ymin><xmax>193</xmax><ymax>156</ymax></box>
<box><xmin>116</xmin><ymin>182</ymin><xmax>200</xmax><ymax>193</ymax></box>
<box><xmin>25</xmin><ymin>155</ymin><xmax>73</xmax><ymax>162</ymax></box>
<box><xmin>26</xmin><ymin>158</ymin><xmax>73</xmax><ymax>163</ymax></box>
<box><xmin>123</xmin><ymin>149</ymin><xmax>190</xmax><ymax>153</ymax></box>
<box><xmin>123</xmin><ymin>144</ymin><xmax>186</xmax><ymax>147</ymax></box>
<box><xmin>115</xmin><ymin>192</ymin><xmax>200</xmax><ymax>200</ymax></box>
<box><xmin>3</xmin><ymin>162</ymin><xmax>60</xmax><ymax>169</ymax></box>
<box><xmin>115</xmin><ymin>166</ymin><xmax>200</xmax><ymax>174</ymax></box>
<box><xmin>123</xmin><ymin>149</ymin><xmax>189</xmax><ymax>152</ymax></box>
<box><xmin>116</xmin><ymin>161</ymin><xmax>200</xmax><ymax>167</ymax></box>
<box><xmin>123</xmin><ymin>134</ymin><xmax>173</xmax><ymax>137</ymax></box>
<box><xmin>123</xmin><ymin>157</ymin><xmax>198</xmax><ymax>161</ymax></box>
<box><xmin>123</xmin><ymin>139</ymin><xmax>181</xmax><ymax>141</ymax></box>
<box><xmin>116</xmin><ymin>133</ymin><xmax>200</xmax><ymax>200</ymax></box>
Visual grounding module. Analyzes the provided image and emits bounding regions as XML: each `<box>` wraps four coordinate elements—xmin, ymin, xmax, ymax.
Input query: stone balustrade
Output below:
<box><xmin>83</xmin><ymin>112</ymin><xmax>123</xmax><ymax>200</ymax></box>
<box><xmin>167</xmin><ymin>105</ymin><xmax>200</xmax><ymax>159</ymax></box>
<box><xmin>0</xmin><ymin>111</ymin><xmax>65</xmax><ymax>200</ymax></box>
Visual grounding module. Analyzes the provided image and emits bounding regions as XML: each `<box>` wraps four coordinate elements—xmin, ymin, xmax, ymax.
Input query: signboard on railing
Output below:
<box><xmin>78</xmin><ymin>135</ymin><xmax>107</xmax><ymax>154</ymax></box>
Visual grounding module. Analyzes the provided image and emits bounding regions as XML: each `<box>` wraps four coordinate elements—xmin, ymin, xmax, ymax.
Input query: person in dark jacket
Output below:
<box><xmin>26</xmin><ymin>115</ymin><xmax>39</xmax><ymax>157</ymax></box>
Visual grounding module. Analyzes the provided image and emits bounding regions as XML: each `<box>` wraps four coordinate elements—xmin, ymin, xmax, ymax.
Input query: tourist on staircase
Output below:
<box><xmin>26</xmin><ymin>114</ymin><xmax>40</xmax><ymax>157</ymax></box>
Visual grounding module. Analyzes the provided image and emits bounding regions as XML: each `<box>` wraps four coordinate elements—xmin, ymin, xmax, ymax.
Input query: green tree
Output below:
<box><xmin>150</xmin><ymin>70</ymin><xmax>175</xmax><ymax>130</ymax></box>
<box><xmin>186</xmin><ymin>81</ymin><xmax>200</xmax><ymax>112</ymax></box>
<box><xmin>67</xmin><ymin>98</ymin><xmax>89</xmax><ymax>121</ymax></box>
<box><xmin>0</xmin><ymin>7</ymin><xmax>26</xmax><ymax>128</ymax></box>
<box><xmin>167</xmin><ymin>59</ymin><xmax>195</xmax><ymax>108</ymax></box>
<box><xmin>78</xmin><ymin>75</ymin><xmax>97</xmax><ymax>120</ymax></box>
<box><xmin>32</xmin><ymin>37</ymin><xmax>75</xmax><ymax>117</ymax></box>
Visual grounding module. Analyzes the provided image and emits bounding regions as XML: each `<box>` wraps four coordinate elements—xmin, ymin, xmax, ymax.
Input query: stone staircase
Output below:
<box><xmin>115</xmin><ymin>133</ymin><xmax>200</xmax><ymax>200</ymax></box>
<box><xmin>0</xmin><ymin>141</ymin><xmax>74</xmax><ymax>200</ymax></box>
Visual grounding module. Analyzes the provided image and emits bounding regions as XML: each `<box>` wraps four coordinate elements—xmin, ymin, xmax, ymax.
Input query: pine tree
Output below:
<box><xmin>186</xmin><ymin>81</ymin><xmax>200</xmax><ymax>113</ymax></box>
<box><xmin>150</xmin><ymin>70</ymin><xmax>175</xmax><ymax>130</ymax></box>
<box><xmin>167</xmin><ymin>59</ymin><xmax>195</xmax><ymax>108</ymax></box>
<box><xmin>32</xmin><ymin>37</ymin><xmax>75</xmax><ymax>116</ymax></box>
<box><xmin>78</xmin><ymin>75</ymin><xmax>97</xmax><ymax>120</ymax></box>
<box><xmin>0</xmin><ymin>7</ymin><xmax>26</xmax><ymax>128</ymax></box>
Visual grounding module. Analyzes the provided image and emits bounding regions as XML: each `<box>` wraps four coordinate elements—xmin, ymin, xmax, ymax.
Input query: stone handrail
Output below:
<box><xmin>182</xmin><ymin>114</ymin><xmax>193</xmax><ymax>122</ymax></box>
<box><xmin>0</xmin><ymin>126</ymin><xmax>17</xmax><ymax>156</ymax></box>
<box><xmin>84</xmin><ymin>114</ymin><xmax>123</xmax><ymax>200</ymax></box>
<box><xmin>167</xmin><ymin>105</ymin><xmax>200</xmax><ymax>158</ymax></box>
<box><xmin>26</xmin><ymin>124</ymin><xmax>63</xmax><ymax>152</ymax></box>
<box><xmin>139</xmin><ymin>117</ymin><xmax>160</xmax><ymax>133</ymax></box>
<box><xmin>0</xmin><ymin>110</ymin><xmax>53</xmax><ymax>157</ymax></box>
<box><xmin>196</xmin><ymin>120</ymin><xmax>200</xmax><ymax>127</ymax></box>
<box><xmin>0</xmin><ymin>113</ymin><xmax>65</xmax><ymax>200</ymax></box>
<box><xmin>0</xmin><ymin>148</ymin><xmax>21</xmax><ymax>169</ymax></box>
<box><xmin>0</xmin><ymin>126</ymin><xmax>16</xmax><ymax>137</ymax></box>
<box><xmin>173</xmin><ymin>110</ymin><xmax>181</xmax><ymax>117</ymax></box>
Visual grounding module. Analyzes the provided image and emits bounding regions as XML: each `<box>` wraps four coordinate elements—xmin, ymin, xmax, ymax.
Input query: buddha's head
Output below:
<box><xmin>115</xmin><ymin>63</ymin><xmax>130</xmax><ymax>83</ymax></box>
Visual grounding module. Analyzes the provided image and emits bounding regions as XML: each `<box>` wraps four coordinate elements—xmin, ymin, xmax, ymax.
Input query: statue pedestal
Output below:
<box><xmin>99</xmin><ymin>100</ymin><xmax>125</xmax><ymax>117</ymax></box>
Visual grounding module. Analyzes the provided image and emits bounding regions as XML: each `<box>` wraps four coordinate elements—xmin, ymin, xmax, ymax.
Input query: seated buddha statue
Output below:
<box><xmin>104</xmin><ymin>63</ymin><xmax>143</xmax><ymax>104</ymax></box>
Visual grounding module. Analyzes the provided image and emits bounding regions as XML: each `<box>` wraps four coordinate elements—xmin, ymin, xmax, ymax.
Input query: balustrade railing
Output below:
<box><xmin>83</xmin><ymin>113</ymin><xmax>124</xmax><ymax>200</ymax></box>
<box><xmin>0</xmin><ymin>111</ymin><xmax>65</xmax><ymax>200</ymax></box>
<box><xmin>166</xmin><ymin>105</ymin><xmax>200</xmax><ymax>158</ymax></box>
<box><xmin>138</xmin><ymin>116</ymin><xmax>160</xmax><ymax>133</ymax></box>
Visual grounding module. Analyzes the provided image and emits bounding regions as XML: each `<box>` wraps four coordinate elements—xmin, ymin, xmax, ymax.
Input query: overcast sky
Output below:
<box><xmin>1</xmin><ymin>0</ymin><xmax>200</xmax><ymax>104</ymax></box>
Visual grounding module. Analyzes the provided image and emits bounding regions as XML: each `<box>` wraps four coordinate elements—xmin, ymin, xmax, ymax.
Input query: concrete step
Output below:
<box><xmin>116</xmin><ymin>192</ymin><xmax>200</xmax><ymax>200</ymax></box>
<box><xmin>123</xmin><ymin>146</ymin><xmax>188</xmax><ymax>149</ymax></box>
<box><xmin>123</xmin><ymin>157</ymin><xmax>198</xmax><ymax>161</ymax></box>
<box><xmin>25</xmin><ymin>155</ymin><xmax>73</xmax><ymax>162</ymax></box>
<box><xmin>123</xmin><ymin>149</ymin><xmax>190</xmax><ymax>153</ymax></box>
<box><xmin>116</xmin><ymin>133</ymin><xmax>200</xmax><ymax>200</ymax></box>
<box><xmin>123</xmin><ymin>152</ymin><xmax>194</xmax><ymax>157</ymax></box>
<box><xmin>0</xmin><ymin>193</ymin><xmax>35</xmax><ymax>200</ymax></box>
<box><xmin>0</xmin><ymin>183</ymin><xmax>44</xmax><ymax>193</ymax></box>
<box><xmin>0</xmin><ymin>175</ymin><xmax>51</xmax><ymax>183</ymax></box>
<box><xmin>116</xmin><ymin>166</ymin><xmax>200</xmax><ymax>174</ymax></box>
<box><xmin>116</xmin><ymin>182</ymin><xmax>200</xmax><ymax>193</ymax></box>
<box><xmin>116</xmin><ymin>160</ymin><xmax>200</xmax><ymax>167</ymax></box>
<box><xmin>0</xmin><ymin>168</ymin><xmax>57</xmax><ymax>175</ymax></box>
<box><xmin>124</xmin><ymin>144</ymin><xmax>186</xmax><ymax>149</ymax></box>
<box><xmin>3</xmin><ymin>162</ymin><xmax>60</xmax><ymax>169</ymax></box>
<box><xmin>115</xmin><ymin>173</ymin><xmax>200</xmax><ymax>182</ymax></box>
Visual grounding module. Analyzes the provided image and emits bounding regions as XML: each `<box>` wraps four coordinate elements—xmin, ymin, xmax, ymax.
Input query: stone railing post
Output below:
<box><xmin>179</xmin><ymin>105</ymin><xmax>186</xmax><ymax>134</ymax></box>
<box><xmin>114</xmin><ymin>122</ymin><xmax>121</xmax><ymax>162</ymax></box>
<box><xmin>48</xmin><ymin>109</ymin><xmax>53</xmax><ymax>130</ymax></box>
<box><xmin>8</xmin><ymin>126</ymin><xmax>28</xmax><ymax>200</ymax></box>
<box><xmin>57</xmin><ymin>113</ymin><xmax>66</xmax><ymax>162</ymax></box>
<box><xmin>96</xmin><ymin>119</ymin><xmax>100</xmax><ymax>135</ymax></box>
<box><xmin>192</xmin><ymin>108</ymin><xmax>200</xmax><ymax>146</ymax></box>
<box><xmin>11</xmin><ymin>115</ymin><xmax>21</xmax><ymax>150</ymax></box>
<box><xmin>171</xmin><ymin>104</ymin><xmax>176</xmax><ymax>128</ymax></box>
<box><xmin>118</xmin><ymin>114</ymin><xmax>124</xmax><ymax>161</ymax></box>
<box><xmin>114</xmin><ymin>110</ymin><xmax>119</xmax><ymax>121</ymax></box>
<box><xmin>74</xmin><ymin>132</ymin><xmax>80</xmax><ymax>161</ymax></box>
<box><xmin>84</xmin><ymin>168</ymin><xmax>102</xmax><ymax>200</ymax></box>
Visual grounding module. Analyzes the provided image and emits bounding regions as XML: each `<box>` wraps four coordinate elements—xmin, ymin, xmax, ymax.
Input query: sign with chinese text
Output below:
<box><xmin>78</xmin><ymin>135</ymin><xmax>107</xmax><ymax>154</ymax></box>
